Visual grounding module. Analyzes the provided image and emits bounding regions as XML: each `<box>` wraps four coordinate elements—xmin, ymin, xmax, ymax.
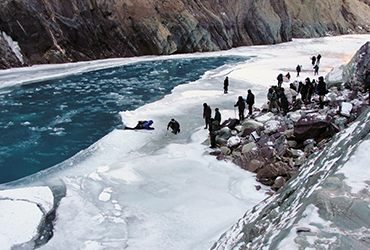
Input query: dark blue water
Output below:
<box><xmin>0</xmin><ymin>56</ymin><xmax>247</xmax><ymax>184</ymax></box>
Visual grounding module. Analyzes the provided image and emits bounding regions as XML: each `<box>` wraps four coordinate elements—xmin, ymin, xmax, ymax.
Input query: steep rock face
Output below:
<box><xmin>286</xmin><ymin>0</ymin><xmax>370</xmax><ymax>37</ymax></box>
<box><xmin>0</xmin><ymin>0</ymin><xmax>369</xmax><ymax>69</ymax></box>
<box><xmin>342</xmin><ymin>41</ymin><xmax>370</xmax><ymax>89</ymax></box>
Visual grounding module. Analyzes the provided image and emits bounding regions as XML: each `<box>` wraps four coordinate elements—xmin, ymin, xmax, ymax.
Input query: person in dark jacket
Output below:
<box><xmin>300</xmin><ymin>79</ymin><xmax>309</xmax><ymax>102</ymax></box>
<box><xmin>306</xmin><ymin>78</ymin><xmax>314</xmax><ymax>103</ymax></box>
<box><xmin>167</xmin><ymin>118</ymin><xmax>180</xmax><ymax>134</ymax></box>
<box><xmin>316</xmin><ymin>76</ymin><xmax>327</xmax><ymax>108</ymax></box>
<box><xmin>234</xmin><ymin>96</ymin><xmax>246</xmax><ymax>121</ymax></box>
<box><xmin>214</xmin><ymin>108</ymin><xmax>221</xmax><ymax>123</ymax></box>
<box><xmin>125</xmin><ymin>120</ymin><xmax>154</xmax><ymax>130</ymax></box>
<box><xmin>311</xmin><ymin>56</ymin><xmax>316</xmax><ymax>66</ymax></box>
<box><xmin>223</xmin><ymin>76</ymin><xmax>229</xmax><ymax>94</ymax></box>
<box><xmin>317</xmin><ymin>54</ymin><xmax>322</xmax><ymax>64</ymax></box>
<box><xmin>246</xmin><ymin>89</ymin><xmax>255</xmax><ymax>116</ymax></box>
<box><xmin>203</xmin><ymin>103</ymin><xmax>212</xmax><ymax>129</ymax></box>
<box><xmin>277</xmin><ymin>73</ymin><xmax>283</xmax><ymax>87</ymax></box>
<box><xmin>280</xmin><ymin>88</ymin><xmax>289</xmax><ymax>115</ymax></box>
<box><xmin>314</xmin><ymin>64</ymin><xmax>319</xmax><ymax>75</ymax></box>
<box><xmin>296</xmin><ymin>65</ymin><xmax>301</xmax><ymax>77</ymax></box>
<box><xmin>209</xmin><ymin>118</ymin><xmax>221</xmax><ymax>148</ymax></box>
<box><xmin>290</xmin><ymin>83</ymin><xmax>298</xmax><ymax>102</ymax></box>
<box><xmin>267</xmin><ymin>87</ymin><xmax>280</xmax><ymax>112</ymax></box>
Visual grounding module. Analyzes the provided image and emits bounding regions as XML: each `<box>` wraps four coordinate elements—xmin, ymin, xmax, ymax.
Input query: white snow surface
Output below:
<box><xmin>0</xmin><ymin>34</ymin><xmax>370</xmax><ymax>250</ymax></box>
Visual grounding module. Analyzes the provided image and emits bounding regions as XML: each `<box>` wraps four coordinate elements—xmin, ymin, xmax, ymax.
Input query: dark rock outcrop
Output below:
<box><xmin>0</xmin><ymin>0</ymin><xmax>369</xmax><ymax>69</ymax></box>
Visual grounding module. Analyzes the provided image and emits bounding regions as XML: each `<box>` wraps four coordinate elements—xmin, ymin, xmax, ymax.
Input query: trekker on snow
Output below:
<box><xmin>246</xmin><ymin>89</ymin><xmax>255</xmax><ymax>116</ymax></box>
<box><xmin>277</xmin><ymin>73</ymin><xmax>283</xmax><ymax>87</ymax></box>
<box><xmin>167</xmin><ymin>118</ymin><xmax>180</xmax><ymax>134</ymax></box>
<box><xmin>267</xmin><ymin>87</ymin><xmax>280</xmax><ymax>113</ymax></box>
<box><xmin>296</xmin><ymin>65</ymin><xmax>301</xmax><ymax>77</ymax></box>
<box><xmin>223</xmin><ymin>76</ymin><xmax>229</xmax><ymax>94</ymax></box>
<box><xmin>306</xmin><ymin>78</ymin><xmax>314</xmax><ymax>103</ymax></box>
<box><xmin>234</xmin><ymin>96</ymin><xmax>246</xmax><ymax>121</ymax></box>
<box><xmin>316</xmin><ymin>76</ymin><xmax>327</xmax><ymax>109</ymax></box>
<box><xmin>317</xmin><ymin>54</ymin><xmax>322</xmax><ymax>64</ymax></box>
<box><xmin>125</xmin><ymin>120</ymin><xmax>155</xmax><ymax>130</ymax></box>
<box><xmin>203</xmin><ymin>103</ymin><xmax>212</xmax><ymax>129</ymax></box>
<box><xmin>280</xmin><ymin>88</ymin><xmax>289</xmax><ymax>115</ymax></box>
<box><xmin>314</xmin><ymin>64</ymin><xmax>319</xmax><ymax>75</ymax></box>
<box><xmin>209</xmin><ymin>118</ymin><xmax>221</xmax><ymax>148</ymax></box>
<box><xmin>311</xmin><ymin>56</ymin><xmax>316</xmax><ymax>66</ymax></box>
<box><xmin>214</xmin><ymin>108</ymin><xmax>221</xmax><ymax>123</ymax></box>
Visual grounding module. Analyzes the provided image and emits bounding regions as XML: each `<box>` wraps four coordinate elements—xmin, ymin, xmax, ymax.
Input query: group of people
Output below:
<box><xmin>233</xmin><ymin>90</ymin><xmax>255</xmax><ymax>120</ymax></box>
<box><xmin>295</xmin><ymin>54</ymin><xmax>322</xmax><ymax>77</ymax></box>
<box><xmin>268</xmin><ymin>74</ymin><xmax>328</xmax><ymax>114</ymax></box>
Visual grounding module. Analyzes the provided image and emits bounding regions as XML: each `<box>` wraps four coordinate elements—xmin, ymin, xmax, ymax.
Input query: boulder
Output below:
<box><xmin>289</xmin><ymin>111</ymin><xmax>302</xmax><ymax>122</ymax></box>
<box><xmin>294</xmin><ymin>113</ymin><xmax>332</xmax><ymax>140</ymax></box>
<box><xmin>256</xmin><ymin>161</ymin><xmax>290</xmax><ymax>186</ymax></box>
<box><xmin>274</xmin><ymin>135</ymin><xmax>288</xmax><ymax>157</ymax></box>
<box><xmin>227</xmin><ymin>136</ymin><xmax>241</xmax><ymax>148</ymax></box>
<box><xmin>232</xmin><ymin>147</ymin><xmax>274</xmax><ymax>171</ymax></box>
<box><xmin>242</xmin><ymin>142</ymin><xmax>257</xmax><ymax>154</ymax></box>
<box><xmin>272</xmin><ymin>176</ymin><xmax>286</xmax><ymax>191</ymax></box>
<box><xmin>241</xmin><ymin>120</ymin><xmax>264</xmax><ymax>130</ymax></box>
<box><xmin>255</xmin><ymin>113</ymin><xmax>274</xmax><ymax>123</ymax></box>
<box><xmin>340</xmin><ymin>102</ymin><xmax>353</xmax><ymax>117</ymax></box>
<box><xmin>220</xmin><ymin>146</ymin><xmax>231</xmax><ymax>155</ymax></box>
<box><xmin>256</xmin><ymin>135</ymin><xmax>275</xmax><ymax>148</ymax></box>
<box><xmin>248</xmin><ymin>159</ymin><xmax>264</xmax><ymax>173</ymax></box>
<box><xmin>263</xmin><ymin>120</ymin><xmax>281</xmax><ymax>134</ymax></box>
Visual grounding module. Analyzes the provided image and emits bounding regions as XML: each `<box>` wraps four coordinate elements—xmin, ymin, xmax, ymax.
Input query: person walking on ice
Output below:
<box><xmin>296</xmin><ymin>65</ymin><xmax>302</xmax><ymax>77</ymax></box>
<box><xmin>223</xmin><ymin>76</ymin><xmax>229</xmax><ymax>94</ymax></box>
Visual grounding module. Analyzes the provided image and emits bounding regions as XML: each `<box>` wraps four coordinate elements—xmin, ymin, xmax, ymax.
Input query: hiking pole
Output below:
<box><xmin>165</xmin><ymin>129</ymin><xmax>168</xmax><ymax>136</ymax></box>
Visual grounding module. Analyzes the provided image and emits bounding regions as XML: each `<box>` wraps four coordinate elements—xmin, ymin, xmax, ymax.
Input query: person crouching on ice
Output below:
<box><xmin>167</xmin><ymin>118</ymin><xmax>181</xmax><ymax>134</ymax></box>
<box><xmin>125</xmin><ymin>120</ymin><xmax>155</xmax><ymax>130</ymax></box>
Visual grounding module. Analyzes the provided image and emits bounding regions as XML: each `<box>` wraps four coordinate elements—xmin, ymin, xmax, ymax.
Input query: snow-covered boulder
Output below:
<box><xmin>340</xmin><ymin>102</ymin><xmax>353</xmax><ymax>117</ymax></box>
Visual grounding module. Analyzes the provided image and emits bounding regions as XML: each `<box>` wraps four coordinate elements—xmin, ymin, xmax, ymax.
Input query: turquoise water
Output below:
<box><xmin>0</xmin><ymin>56</ymin><xmax>247</xmax><ymax>184</ymax></box>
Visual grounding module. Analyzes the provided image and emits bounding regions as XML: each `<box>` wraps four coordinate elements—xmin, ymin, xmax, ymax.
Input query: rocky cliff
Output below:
<box><xmin>0</xmin><ymin>0</ymin><xmax>369</xmax><ymax>69</ymax></box>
